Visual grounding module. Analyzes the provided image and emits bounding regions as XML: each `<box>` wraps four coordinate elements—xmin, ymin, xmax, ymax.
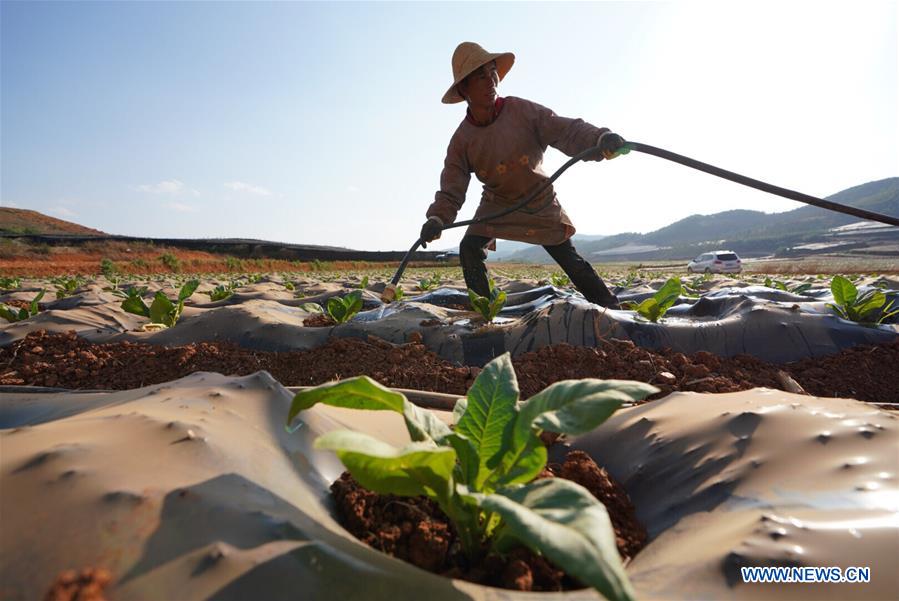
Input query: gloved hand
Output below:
<box><xmin>419</xmin><ymin>217</ymin><xmax>443</xmax><ymax>248</ymax></box>
<box><xmin>599</xmin><ymin>131</ymin><xmax>628</xmax><ymax>160</ymax></box>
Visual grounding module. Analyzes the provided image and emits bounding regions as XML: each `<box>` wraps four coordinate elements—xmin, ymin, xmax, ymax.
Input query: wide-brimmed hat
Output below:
<box><xmin>441</xmin><ymin>42</ymin><xmax>514</xmax><ymax>104</ymax></box>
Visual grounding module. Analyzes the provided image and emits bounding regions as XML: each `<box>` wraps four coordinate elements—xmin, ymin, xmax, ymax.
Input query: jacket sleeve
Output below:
<box><xmin>426</xmin><ymin>134</ymin><xmax>471</xmax><ymax>225</ymax></box>
<box><xmin>529</xmin><ymin>99</ymin><xmax>609</xmax><ymax>162</ymax></box>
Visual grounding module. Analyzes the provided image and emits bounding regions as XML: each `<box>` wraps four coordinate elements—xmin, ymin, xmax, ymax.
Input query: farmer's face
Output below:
<box><xmin>459</xmin><ymin>61</ymin><xmax>499</xmax><ymax>106</ymax></box>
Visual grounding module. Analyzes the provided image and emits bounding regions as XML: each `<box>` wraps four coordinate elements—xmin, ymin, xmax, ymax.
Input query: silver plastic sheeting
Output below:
<box><xmin>2</xmin><ymin>284</ymin><xmax>896</xmax><ymax>366</ymax></box>
<box><xmin>1</xmin><ymin>374</ymin><xmax>895</xmax><ymax>600</ymax></box>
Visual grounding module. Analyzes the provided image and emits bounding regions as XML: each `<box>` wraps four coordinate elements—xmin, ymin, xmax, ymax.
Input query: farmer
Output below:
<box><xmin>420</xmin><ymin>42</ymin><xmax>626</xmax><ymax>309</ymax></box>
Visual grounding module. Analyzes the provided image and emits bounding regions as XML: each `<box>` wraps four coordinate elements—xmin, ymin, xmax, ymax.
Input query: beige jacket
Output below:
<box><xmin>426</xmin><ymin>96</ymin><xmax>608</xmax><ymax>246</ymax></box>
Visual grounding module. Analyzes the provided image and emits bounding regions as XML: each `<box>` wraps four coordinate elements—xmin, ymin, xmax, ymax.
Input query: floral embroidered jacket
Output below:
<box><xmin>426</xmin><ymin>96</ymin><xmax>609</xmax><ymax>246</ymax></box>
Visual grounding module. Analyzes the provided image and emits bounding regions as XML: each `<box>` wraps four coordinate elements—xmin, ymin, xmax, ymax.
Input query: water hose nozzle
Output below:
<box><xmin>380</xmin><ymin>283</ymin><xmax>398</xmax><ymax>303</ymax></box>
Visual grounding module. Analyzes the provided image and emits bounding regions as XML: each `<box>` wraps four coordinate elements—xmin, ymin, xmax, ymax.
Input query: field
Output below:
<box><xmin>2</xmin><ymin>255</ymin><xmax>897</xmax><ymax>600</ymax></box>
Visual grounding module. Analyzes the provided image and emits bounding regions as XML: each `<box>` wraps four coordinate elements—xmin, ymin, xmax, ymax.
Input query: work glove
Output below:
<box><xmin>419</xmin><ymin>217</ymin><xmax>443</xmax><ymax>248</ymax></box>
<box><xmin>598</xmin><ymin>131</ymin><xmax>628</xmax><ymax>160</ymax></box>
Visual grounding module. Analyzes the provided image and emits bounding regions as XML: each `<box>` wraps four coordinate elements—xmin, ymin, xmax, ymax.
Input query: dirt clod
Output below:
<box><xmin>44</xmin><ymin>567</ymin><xmax>111</xmax><ymax>601</ymax></box>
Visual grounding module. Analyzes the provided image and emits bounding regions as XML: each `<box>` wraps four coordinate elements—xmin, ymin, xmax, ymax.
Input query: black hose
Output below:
<box><xmin>388</xmin><ymin>141</ymin><xmax>899</xmax><ymax>288</ymax></box>
<box><xmin>628</xmin><ymin>142</ymin><xmax>899</xmax><ymax>227</ymax></box>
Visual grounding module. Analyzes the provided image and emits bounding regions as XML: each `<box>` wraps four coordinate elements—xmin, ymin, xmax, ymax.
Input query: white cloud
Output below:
<box><xmin>347</xmin><ymin>185</ymin><xmax>360</xmax><ymax>193</ymax></box>
<box><xmin>167</xmin><ymin>202</ymin><xmax>199</xmax><ymax>213</ymax></box>
<box><xmin>49</xmin><ymin>206</ymin><xmax>77</xmax><ymax>218</ymax></box>
<box><xmin>135</xmin><ymin>179</ymin><xmax>200</xmax><ymax>196</ymax></box>
<box><xmin>0</xmin><ymin>200</ymin><xmax>20</xmax><ymax>208</ymax></box>
<box><xmin>224</xmin><ymin>181</ymin><xmax>272</xmax><ymax>196</ymax></box>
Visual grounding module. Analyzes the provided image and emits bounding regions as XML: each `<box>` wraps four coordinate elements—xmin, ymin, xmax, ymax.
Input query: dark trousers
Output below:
<box><xmin>459</xmin><ymin>234</ymin><xmax>620</xmax><ymax>308</ymax></box>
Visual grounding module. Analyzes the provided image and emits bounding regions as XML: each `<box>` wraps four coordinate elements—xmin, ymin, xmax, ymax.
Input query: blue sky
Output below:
<box><xmin>2</xmin><ymin>1</ymin><xmax>896</xmax><ymax>251</ymax></box>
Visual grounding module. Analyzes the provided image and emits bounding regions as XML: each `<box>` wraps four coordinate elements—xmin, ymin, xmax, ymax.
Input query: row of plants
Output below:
<box><xmin>2</xmin><ymin>272</ymin><xmax>896</xmax><ymax>327</ymax></box>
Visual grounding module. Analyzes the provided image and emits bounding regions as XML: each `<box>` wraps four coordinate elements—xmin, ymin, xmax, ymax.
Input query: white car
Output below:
<box><xmin>687</xmin><ymin>250</ymin><xmax>743</xmax><ymax>274</ymax></box>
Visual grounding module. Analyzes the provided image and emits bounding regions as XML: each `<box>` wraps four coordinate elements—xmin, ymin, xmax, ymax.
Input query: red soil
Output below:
<box><xmin>1</xmin><ymin>330</ymin><xmax>897</xmax><ymax>405</ymax></box>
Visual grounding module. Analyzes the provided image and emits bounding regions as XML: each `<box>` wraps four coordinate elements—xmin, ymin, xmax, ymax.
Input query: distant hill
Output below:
<box><xmin>0</xmin><ymin>208</ymin><xmax>106</xmax><ymax>236</ymax></box>
<box><xmin>497</xmin><ymin>177</ymin><xmax>899</xmax><ymax>262</ymax></box>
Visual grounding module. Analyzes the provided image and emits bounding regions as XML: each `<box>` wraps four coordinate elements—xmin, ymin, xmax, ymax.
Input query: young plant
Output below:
<box><xmin>120</xmin><ymin>279</ymin><xmax>199</xmax><ymax>328</ymax></box>
<box><xmin>53</xmin><ymin>276</ymin><xmax>84</xmax><ymax>299</ymax></box>
<box><xmin>0</xmin><ymin>290</ymin><xmax>45</xmax><ymax>323</ymax></box>
<box><xmin>0</xmin><ymin>277</ymin><xmax>22</xmax><ymax>290</ymax></box>
<box><xmin>356</xmin><ymin>275</ymin><xmax>370</xmax><ymax>289</ymax></box>
<box><xmin>827</xmin><ymin>275</ymin><xmax>898</xmax><ymax>325</ymax></box>
<box><xmin>549</xmin><ymin>272</ymin><xmax>571</xmax><ymax>288</ymax></box>
<box><xmin>286</xmin><ymin>353</ymin><xmax>657</xmax><ymax>601</ymax></box>
<box><xmin>326</xmin><ymin>290</ymin><xmax>363</xmax><ymax>324</ymax></box>
<box><xmin>622</xmin><ymin>277</ymin><xmax>682</xmax><ymax>322</ymax></box>
<box><xmin>764</xmin><ymin>277</ymin><xmax>812</xmax><ymax>295</ymax></box>
<box><xmin>113</xmin><ymin>285</ymin><xmax>149</xmax><ymax>301</ymax></box>
<box><xmin>206</xmin><ymin>283</ymin><xmax>235</xmax><ymax>301</ymax></box>
<box><xmin>468</xmin><ymin>279</ymin><xmax>506</xmax><ymax>322</ymax></box>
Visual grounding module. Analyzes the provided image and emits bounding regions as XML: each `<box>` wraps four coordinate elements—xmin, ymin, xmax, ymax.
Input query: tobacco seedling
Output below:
<box><xmin>764</xmin><ymin>277</ymin><xmax>812</xmax><ymax>295</ymax></box>
<box><xmin>206</xmin><ymin>283</ymin><xmax>235</xmax><ymax>301</ymax></box>
<box><xmin>549</xmin><ymin>272</ymin><xmax>571</xmax><ymax>288</ymax></box>
<box><xmin>827</xmin><ymin>275</ymin><xmax>898</xmax><ymax>325</ymax></box>
<box><xmin>356</xmin><ymin>275</ymin><xmax>370</xmax><ymax>289</ymax></box>
<box><xmin>113</xmin><ymin>285</ymin><xmax>149</xmax><ymax>301</ymax></box>
<box><xmin>468</xmin><ymin>279</ymin><xmax>506</xmax><ymax>322</ymax></box>
<box><xmin>0</xmin><ymin>290</ymin><xmax>45</xmax><ymax>323</ymax></box>
<box><xmin>53</xmin><ymin>276</ymin><xmax>84</xmax><ymax>300</ymax></box>
<box><xmin>0</xmin><ymin>277</ymin><xmax>21</xmax><ymax>290</ymax></box>
<box><xmin>120</xmin><ymin>279</ymin><xmax>199</xmax><ymax>328</ymax></box>
<box><xmin>286</xmin><ymin>353</ymin><xmax>657</xmax><ymax>601</ymax></box>
<box><xmin>326</xmin><ymin>290</ymin><xmax>363</xmax><ymax>324</ymax></box>
<box><xmin>622</xmin><ymin>277</ymin><xmax>682</xmax><ymax>322</ymax></box>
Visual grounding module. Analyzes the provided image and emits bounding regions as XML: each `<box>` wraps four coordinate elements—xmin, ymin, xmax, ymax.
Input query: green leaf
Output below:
<box><xmin>494</xmin><ymin>379</ymin><xmax>656</xmax><ymax>488</ymax></box>
<box><xmin>635</xmin><ymin>297</ymin><xmax>660</xmax><ymax>322</ymax></box>
<box><xmin>826</xmin><ymin>302</ymin><xmax>848</xmax><ymax>320</ymax></box>
<box><xmin>445</xmin><ymin>432</ymin><xmax>480</xmax><ymax>485</ymax></box>
<box><xmin>315</xmin><ymin>430</ymin><xmax>456</xmax><ymax>501</ymax></box>
<box><xmin>300</xmin><ymin>302</ymin><xmax>323</xmax><ymax>313</ymax></box>
<box><xmin>854</xmin><ymin>290</ymin><xmax>885</xmax><ymax>319</ymax></box>
<box><xmin>489</xmin><ymin>290</ymin><xmax>507</xmax><ymax>320</ymax></box>
<box><xmin>516</xmin><ymin>379</ymin><xmax>658</xmax><ymax>446</ymax></box>
<box><xmin>285</xmin><ymin>376</ymin><xmax>452</xmax><ymax>443</ymax></box>
<box><xmin>345</xmin><ymin>290</ymin><xmax>363</xmax><ymax>316</ymax></box>
<box><xmin>149</xmin><ymin>291</ymin><xmax>175</xmax><ymax>325</ymax></box>
<box><xmin>455</xmin><ymin>353</ymin><xmax>520</xmax><ymax>488</ymax></box>
<box><xmin>452</xmin><ymin>397</ymin><xmax>468</xmax><ymax>424</ymax></box>
<box><xmin>402</xmin><ymin>400</ymin><xmax>454</xmax><ymax>443</ymax></box>
<box><xmin>0</xmin><ymin>306</ymin><xmax>18</xmax><ymax>323</ymax></box>
<box><xmin>481</xmin><ymin>478</ymin><xmax>635</xmax><ymax>601</ymax></box>
<box><xmin>831</xmin><ymin>275</ymin><xmax>857</xmax><ymax>306</ymax></box>
<box><xmin>178</xmin><ymin>279</ymin><xmax>199</xmax><ymax>302</ymax></box>
<box><xmin>326</xmin><ymin>296</ymin><xmax>346</xmax><ymax>322</ymax></box>
<box><xmin>121</xmin><ymin>295</ymin><xmax>150</xmax><ymax>317</ymax></box>
<box><xmin>791</xmin><ymin>283</ymin><xmax>812</xmax><ymax>295</ymax></box>
<box><xmin>287</xmin><ymin>376</ymin><xmax>405</xmax><ymax>427</ymax></box>
<box><xmin>492</xmin><ymin>433</ymin><xmax>547</xmax><ymax>488</ymax></box>
<box><xmin>28</xmin><ymin>290</ymin><xmax>45</xmax><ymax>315</ymax></box>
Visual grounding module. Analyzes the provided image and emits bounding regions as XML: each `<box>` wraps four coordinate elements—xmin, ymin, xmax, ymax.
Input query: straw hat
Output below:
<box><xmin>441</xmin><ymin>42</ymin><xmax>515</xmax><ymax>104</ymax></box>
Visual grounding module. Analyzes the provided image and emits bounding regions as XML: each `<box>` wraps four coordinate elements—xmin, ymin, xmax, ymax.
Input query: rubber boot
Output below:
<box><xmin>459</xmin><ymin>235</ymin><xmax>491</xmax><ymax>298</ymax></box>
